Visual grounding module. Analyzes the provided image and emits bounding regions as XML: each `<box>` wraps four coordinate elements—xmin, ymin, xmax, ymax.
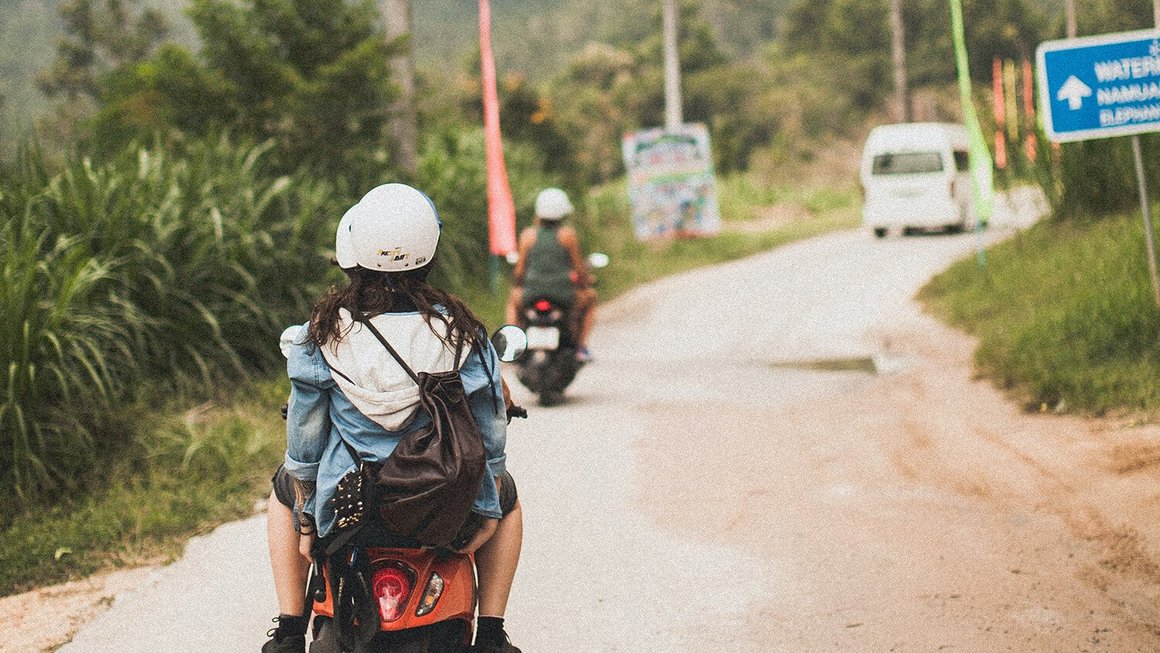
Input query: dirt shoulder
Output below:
<box><xmin>3</xmin><ymin>566</ymin><xmax>159</xmax><ymax>653</ymax></box>
<box><xmin>637</xmin><ymin>310</ymin><xmax>1160</xmax><ymax>650</ymax></box>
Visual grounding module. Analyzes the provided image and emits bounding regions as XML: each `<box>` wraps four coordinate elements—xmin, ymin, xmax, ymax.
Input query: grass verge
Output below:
<box><xmin>0</xmin><ymin>173</ymin><xmax>859</xmax><ymax>597</ymax></box>
<box><xmin>0</xmin><ymin>381</ymin><xmax>289</xmax><ymax>596</ymax></box>
<box><xmin>919</xmin><ymin>209</ymin><xmax>1160</xmax><ymax>416</ymax></box>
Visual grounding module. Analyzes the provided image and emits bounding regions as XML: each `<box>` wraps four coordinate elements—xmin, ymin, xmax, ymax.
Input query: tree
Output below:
<box><xmin>36</xmin><ymin>0</ymin><xmax>168</xmax><ymax>146</ymax></box>
<box><xmin>781</xmin><ymin>0</ymin><xmax>1050</xmax><ymax>109</ymax></box>
<box><xmin>38</xmin><ymin>0</ymin><xmax>168</xmax><ymax>102</ymax></box>
<box><xmin>91</xmin><ymin>0</ymin><xmax>399</xmax><ymax>178</ymax></box>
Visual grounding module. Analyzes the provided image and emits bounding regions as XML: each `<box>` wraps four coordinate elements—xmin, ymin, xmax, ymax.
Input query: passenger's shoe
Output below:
<box><xmin>472</xmin><ymin>635</ymin><xmax>522</xmax><ymax>653</ymax></box>
<box><xmin>261</xmin><ymin>633</ymin><xmax>305</xmax><ymax>653</ymax></box>
<box><xmin>575</xmin><ymin>346</ymin><xmax>592</xmax><ymax>363</ymax></box>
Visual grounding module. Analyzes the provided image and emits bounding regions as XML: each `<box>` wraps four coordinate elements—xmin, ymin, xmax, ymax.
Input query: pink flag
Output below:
<box><xmin>479</xmin><ymin>0</ymin><xmax>517</xmax><ymax>257</ymax></box>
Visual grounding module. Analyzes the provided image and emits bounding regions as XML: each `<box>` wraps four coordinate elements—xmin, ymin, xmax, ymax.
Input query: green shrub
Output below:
<box><xmin>0</xmin><ymin>137</ymin><xmax>343</xmax><ymax>513</ymax></box>
<box><xmin>1033</xmin><ymin>132</ymin><xmax>1160</xmax><ymax>220</ymax></box>
<box><xmin>920</xmin><ymin>211</ymin><xmax>1160</xmax><ymax>414</ymax></box>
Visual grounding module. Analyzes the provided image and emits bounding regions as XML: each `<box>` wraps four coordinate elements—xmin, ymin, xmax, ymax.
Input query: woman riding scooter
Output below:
<box><xmin>263</xmin><ymin>183</ymin><xmax>523</xmax><ymax>653</ymax></box>
<box><xmin>504</xmin><ymin>188</ymin><xmax>596</xmax><ymax>362</ymax></box>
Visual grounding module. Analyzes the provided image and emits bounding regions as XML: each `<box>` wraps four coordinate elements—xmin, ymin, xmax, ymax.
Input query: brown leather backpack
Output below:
<box><xmin>354</xmin><ymin>315</ymin><xmax>487</xmax><ymax>548</ymax></box>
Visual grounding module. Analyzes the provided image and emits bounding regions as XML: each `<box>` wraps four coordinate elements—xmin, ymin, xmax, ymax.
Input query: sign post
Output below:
<box><xmin>1037</xmin><ymin>30</ymin><xmax>1160</xmax><ymax>306</ymax></box>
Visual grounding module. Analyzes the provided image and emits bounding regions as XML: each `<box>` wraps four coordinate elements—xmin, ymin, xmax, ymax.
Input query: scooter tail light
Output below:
<box><xmin>534</xmin><ymin>299</ymin><xmax>552</xmax><ymax>312</ymax></box>
<box><xmin>373</xmin><ymin>565</ymin><xmax>415</xmax><ymax>623</ymax></box>
<box><xmin>414</xmin><ymin>572</ymin><xmax>445</xmax><ymax>617</ymax></box>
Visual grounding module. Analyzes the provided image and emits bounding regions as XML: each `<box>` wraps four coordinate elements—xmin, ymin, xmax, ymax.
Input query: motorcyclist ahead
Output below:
<box><xmin>504</xmin><ymin>188</ymin><xmax>597</xmax><ymax>362</ymax></box>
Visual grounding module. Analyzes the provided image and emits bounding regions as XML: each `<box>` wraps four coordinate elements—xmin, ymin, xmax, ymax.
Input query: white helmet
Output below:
<box><xmin>534</xmin><ymin>187</ymin><xmax>574</xmax><ymax>221</ymax></box>
<box><xmin>334</xmin><ymin>206</ymin><xmax>358</xmax><ymax>269</ymax></box>
<box><xmin>341</xmin><ymin>183</ymin><xmax>441</xmax><ymax>272</ymax></box>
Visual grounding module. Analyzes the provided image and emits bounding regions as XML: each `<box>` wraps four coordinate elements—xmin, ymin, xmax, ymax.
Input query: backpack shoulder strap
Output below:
<box><xmin>352</xmin><ymin>312</ymin><xmax>421</xmax><ymax>384</ymax></box>
<box><xmin>451</xmin><ymin>330</ymin><xmax>466</xmax><ymax>372</ymax></box>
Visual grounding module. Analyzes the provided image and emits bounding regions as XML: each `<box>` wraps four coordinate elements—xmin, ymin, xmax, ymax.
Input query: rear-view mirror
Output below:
<box><xmin>491</xmin><ymin>325</ymin><xmax>528</xmax><ymax>363</ymax></box>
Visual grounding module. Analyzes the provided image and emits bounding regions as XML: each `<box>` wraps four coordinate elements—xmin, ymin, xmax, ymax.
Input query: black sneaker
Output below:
<box><xmin>262</xmin><ymin>632</ymin><xmax>305</xmax><ymax>653</ymax></box>
<box><xmin>472</xmin><ymin>635</ymin><xmax>522</xmax><ymax>653</ymax></box>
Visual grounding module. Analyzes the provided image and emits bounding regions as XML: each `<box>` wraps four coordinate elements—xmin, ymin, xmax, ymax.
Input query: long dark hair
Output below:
<box><xmin>308</xmin><ymin>264</ymin><xmax>485</xmax><ymax>354</ymax></box>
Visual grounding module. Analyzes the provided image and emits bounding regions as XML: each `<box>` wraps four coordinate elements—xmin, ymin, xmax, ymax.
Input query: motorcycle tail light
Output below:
<box><xmin>534</xmin><ymin>299</ymin><xmax>552</xmax><ymax>312</ymax></box>
<box><xmin>373</xmin><ymin>564</ymin><xmax>415</xmax><ymax>622</ymax></box>
<box><xmin>414</xmin><ymin>572</ymin><xmax>445</xmax><ymax>617</ymax></box>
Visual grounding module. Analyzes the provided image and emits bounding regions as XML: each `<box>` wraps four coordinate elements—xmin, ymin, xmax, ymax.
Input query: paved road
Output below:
<box><xmin>62</xmin><ymin>190</ymin><xmax>1045</xmax><ymax>652</ymax></box>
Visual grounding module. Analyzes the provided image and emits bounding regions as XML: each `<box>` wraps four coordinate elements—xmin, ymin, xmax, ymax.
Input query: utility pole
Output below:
<box><xmin>382</xmin><ymin>0</ymin><xmax>418</xmax><ymax>176</ymax></box>
<box><xmin>663</xmin><ymin>0</ymin><xmax>682</xmax><ymax>131</ymax></box>
<box><xmin>890</xmin><ymin>0</ymin><xmax>909</xmax><ymax>122</ymax></box>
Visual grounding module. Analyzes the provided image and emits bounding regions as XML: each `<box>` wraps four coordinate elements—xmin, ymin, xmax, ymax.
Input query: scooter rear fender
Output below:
<box><xmin>313</xmin><ymin>548</ymin><xmax>476</xmax><ymax>633</ymax></box>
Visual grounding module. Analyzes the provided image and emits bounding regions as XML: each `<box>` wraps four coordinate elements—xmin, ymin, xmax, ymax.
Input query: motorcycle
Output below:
<box><xmin>306</xmin><ymin>534</ymin><xmax>477</xmax><ymax>653</ymax></box>
<box><xmin>514</xmin><ymin>253</ymin><xmax>608</xmax><ymax>407</ymax></box>
<box><xmin>515</xmin><ymin>296</ymin><xmax>581</xmax><ymax>407</ymax></box>
<box><xmin>284</xmin><ymin>326</ymin><xmax>528</xmax><ymax>653</ymax></box>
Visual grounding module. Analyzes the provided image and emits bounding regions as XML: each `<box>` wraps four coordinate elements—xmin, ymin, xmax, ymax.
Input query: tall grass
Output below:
<box><xmin>0</xmin><ymin>137</ymin><xmax>345</xmax><ymax>513</ymax></box>
<box><xmin>920</xmin><ymin>211</ymin><xmax>1160</xmax><ymax>415</ymax></box>
<box><xmin>0</xmin><ymin>129</ymin><xmax>561</xmax><ymax>516</ymax></box>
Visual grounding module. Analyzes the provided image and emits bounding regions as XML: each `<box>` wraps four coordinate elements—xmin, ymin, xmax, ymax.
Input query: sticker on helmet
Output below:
<box><xmin>378</xmin><ymin>248</ymin><xmax>408</xmax><ymax>262</ymax></box>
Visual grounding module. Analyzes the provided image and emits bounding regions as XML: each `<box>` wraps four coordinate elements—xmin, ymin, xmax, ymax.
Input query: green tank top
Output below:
<box><xmin>523</xmin><ymin>225</ymin><xmax>575</xmax><ymax>307</ymax></box>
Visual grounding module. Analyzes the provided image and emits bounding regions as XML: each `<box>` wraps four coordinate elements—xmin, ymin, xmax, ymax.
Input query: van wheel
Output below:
<box><xmin>873</xmin><ymin>228</ymin><xmax>887</xmax><ymax>239</ymax></box>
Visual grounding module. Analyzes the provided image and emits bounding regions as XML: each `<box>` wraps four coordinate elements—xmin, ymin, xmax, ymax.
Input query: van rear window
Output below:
<box><xmin>871</xmin><ymin>152</ymin><xmax>944</xmax><ymax>175</ymax></box>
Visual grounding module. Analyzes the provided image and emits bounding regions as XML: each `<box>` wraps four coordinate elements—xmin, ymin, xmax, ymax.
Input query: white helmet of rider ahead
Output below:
<box><xmin>534</xmin><ymin>187</ymin><xmax>574</xmax><ymax>221</ymax></box>
<box><xmin>342</xmin><ymin>183</ymin><xmax>441</xmax><ymax>272</ymax></box>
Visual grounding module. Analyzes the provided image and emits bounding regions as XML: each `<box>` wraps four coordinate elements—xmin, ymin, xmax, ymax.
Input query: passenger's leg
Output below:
<box><xmin>267</xmin><ymin>491</ymin><xmax>311</xmax><ymax>616</ymax></box>
<box><xmin>263</xmin><ymin>481</ymin><xmax>310</xmax><ymax>652</ymax></box>
<box><xmin>475</xmin><ymin>500</ymin><xmax>523</xmax><ymax>616</ymax></box>
<box><xmin>473</xmin><ymin>474</ymin><xmax>523</xmax><ymax>652</ymax></box>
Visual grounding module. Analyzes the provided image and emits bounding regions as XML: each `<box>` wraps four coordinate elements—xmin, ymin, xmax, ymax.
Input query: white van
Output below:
<box><xmin>860</xmin><ymin>122</ymin><xmax>975</xmax><ymax>238</ymax></box>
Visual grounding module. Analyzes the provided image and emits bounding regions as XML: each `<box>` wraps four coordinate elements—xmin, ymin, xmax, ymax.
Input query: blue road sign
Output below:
<box><xmin>1037</xmin><ymin>29</ymin><xmax>1160</xmax><ymax>142</ymax></box>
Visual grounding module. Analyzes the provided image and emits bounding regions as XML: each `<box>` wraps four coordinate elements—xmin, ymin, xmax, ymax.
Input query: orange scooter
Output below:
<box><xmin>300</xmin><ymin>326</ymin><xmax>529</xmax><ymax>653</ymax></box>
<box><xmin>307</xmin><ymin>542</ymin><xmax>478</xmax><ymax>652</ymax></box>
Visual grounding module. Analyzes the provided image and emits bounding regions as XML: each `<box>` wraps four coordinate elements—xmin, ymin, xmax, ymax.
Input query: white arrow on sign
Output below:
<box><xmin>1057</xmin><ymin>75</ymin><xmax>1093</xmax><ymax>110</ymax></box>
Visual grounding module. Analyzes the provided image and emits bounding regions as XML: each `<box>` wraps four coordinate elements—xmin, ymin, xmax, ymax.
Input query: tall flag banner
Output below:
<box><xmin>949</xmin><ymin>0</ymin><xmax>995</xmax><ymax>225</ymax></box>
<box><xmin>1022</xmin><ymin>59</ymin><xmax>1038</xmax><ymax>161</ymax></box>
<box><xmin>479</xmin><ymin>0</ymin><xmax>516</xmax><ymax>256</ymax></box>
<box><xmin>993</xmin><ymin>57</ymin><xmax>1008</xmax><ymax>168</ymax></box>
<box><xmin>1004</xmin><ymin>59</ymin><xmax>1019</xmax><ymax>141</ymax></box>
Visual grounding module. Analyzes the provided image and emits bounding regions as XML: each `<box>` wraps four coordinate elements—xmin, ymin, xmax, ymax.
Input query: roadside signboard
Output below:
<box><xmin>1037</xmin><ymin>29</ymin><xmax>1160</xmax><ymax>142</ymax></box>
<box><xmin>622</xmin><ymin>123</ymin><xmax>721</xmax><ymax>241</ymax></box>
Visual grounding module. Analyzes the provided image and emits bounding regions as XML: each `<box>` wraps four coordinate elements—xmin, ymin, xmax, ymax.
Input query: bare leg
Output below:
<box><xmin>504</xmin><ymin>287</ymin><xmax>523</xmax><ymax>326</ymax></box>
<box><xmin>267</xmin><ymin>490</ymin><xmax>311</xmax><ymax>616</ymax></box>
<box><xmin>475</xmin><ymin>500</ymin><xmax>523</xmax><ymax>616</ymax></box>
<box><xmin>575</xmin><ymin>288</ymin><xmax>596</xmax><ymax>349</ymax></box>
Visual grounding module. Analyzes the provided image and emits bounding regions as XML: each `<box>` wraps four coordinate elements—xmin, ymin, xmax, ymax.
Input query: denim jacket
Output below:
<box><xmin>281</xmin><ymin>316</ymin><xmax>507</xmax><ymax>539</ymax></box>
